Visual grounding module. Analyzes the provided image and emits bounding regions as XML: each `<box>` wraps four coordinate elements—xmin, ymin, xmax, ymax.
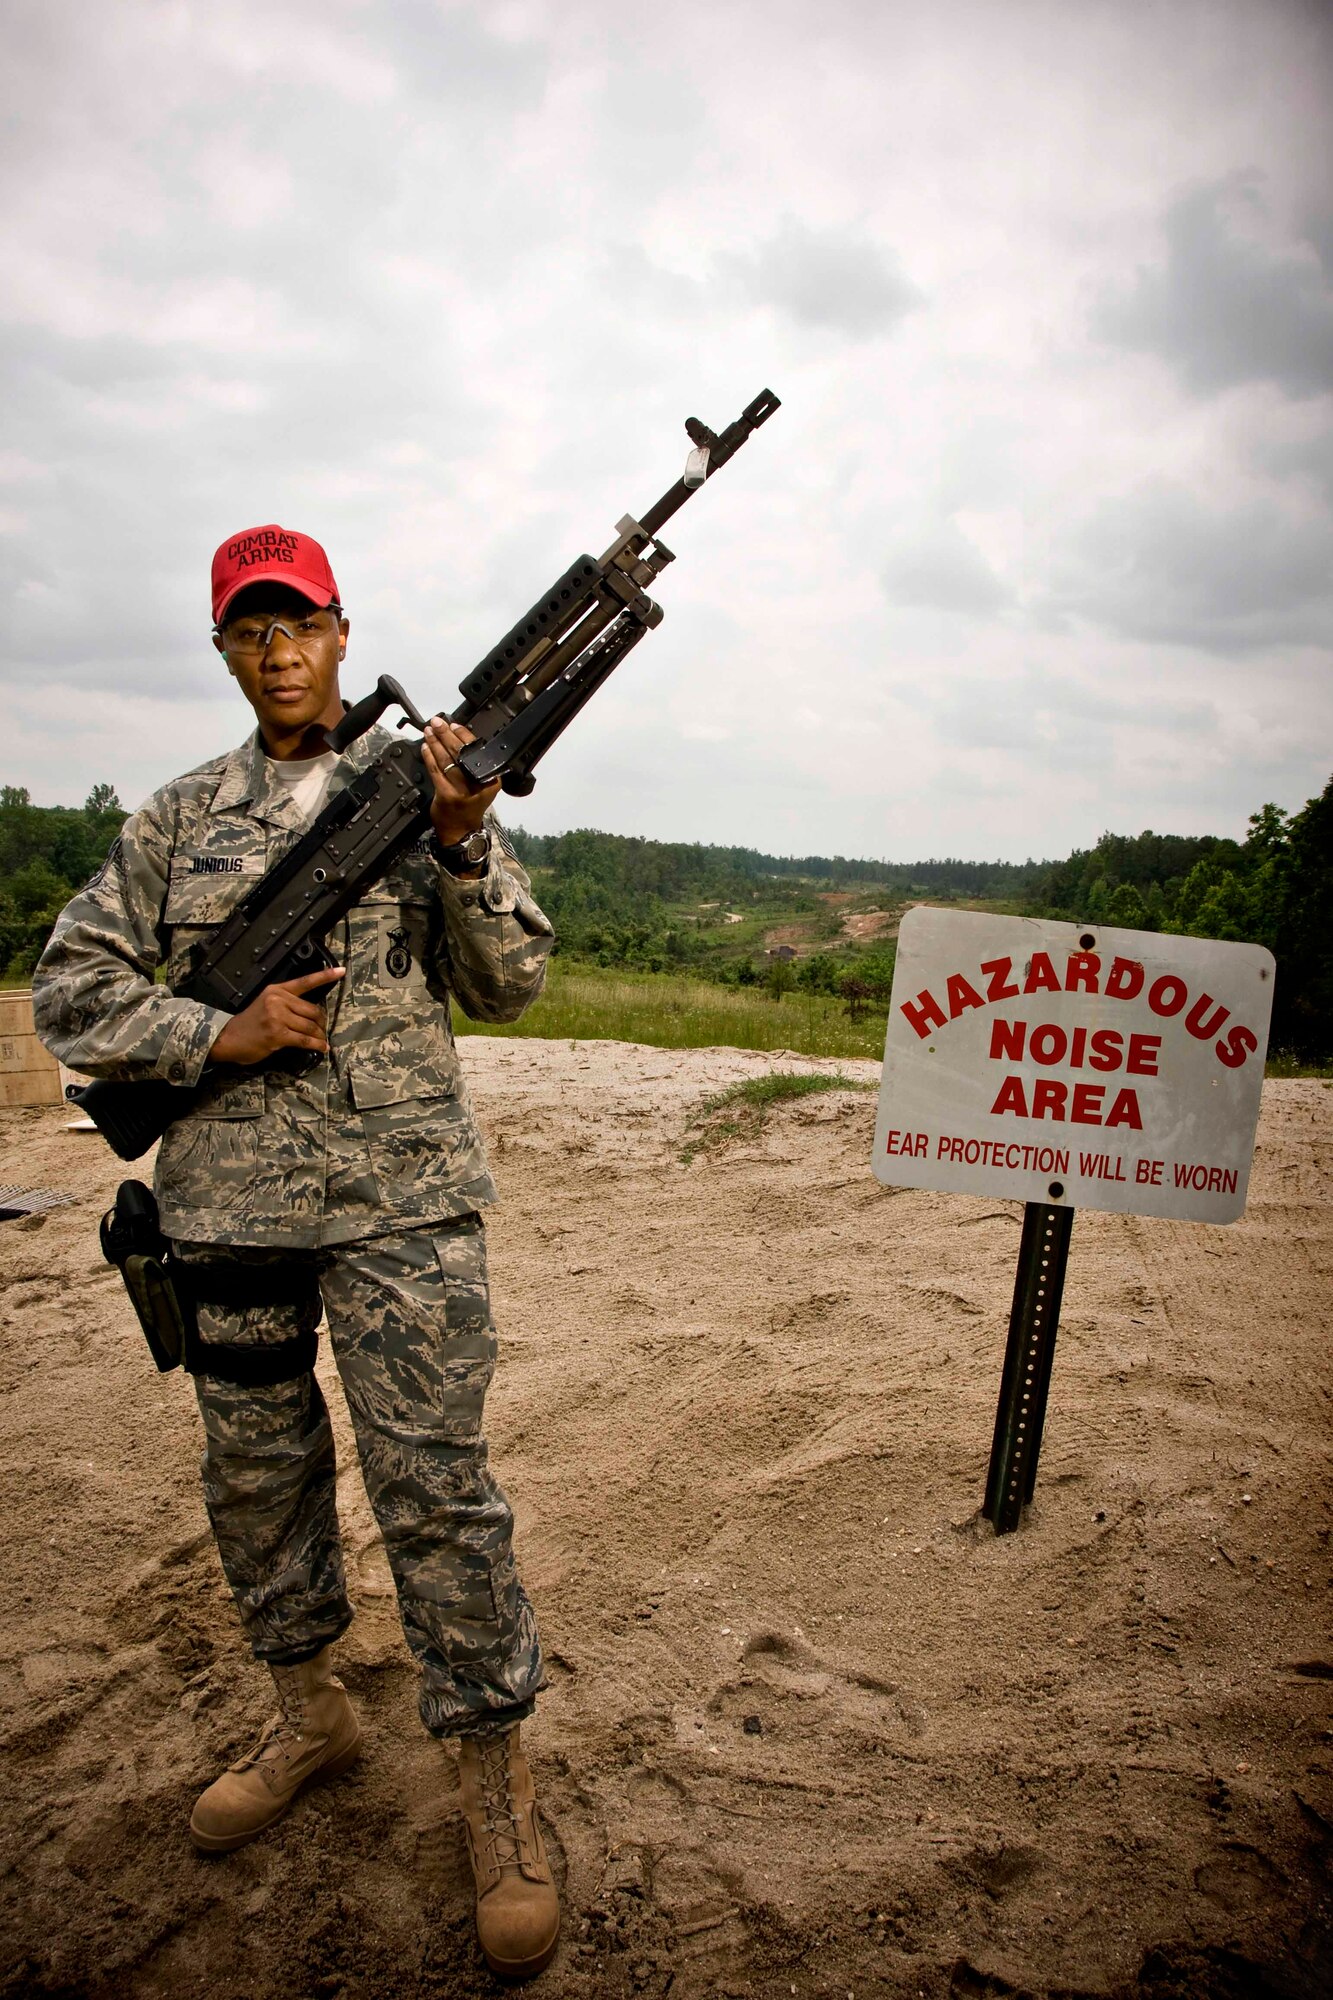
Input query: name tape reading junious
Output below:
<box><xmin>873</xmin><ymin>909</ymin><xmax>1274</xmax><ymax>1223</ymax></box>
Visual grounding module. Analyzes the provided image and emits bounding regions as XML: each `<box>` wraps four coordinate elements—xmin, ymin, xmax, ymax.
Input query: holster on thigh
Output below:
<box><xmin>181</xmin><ymin>1262</ymin><xmax>323</xmax><ymax>1387</ymax></box>
<box><xmin>102</xmin><ymin>1182</ymin><xmax>322</xmax><ymax>1386</ymax></box>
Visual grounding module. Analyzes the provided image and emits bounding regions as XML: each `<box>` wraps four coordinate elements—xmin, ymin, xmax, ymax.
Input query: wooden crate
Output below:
<box><xmin>0</xmin><ymin>990</ymin><xmax>41</xmax><ymax>1035</ymax></box>
<box><xmin>0</xmin><ymin>990</ymin><xmax>63</xmax><ymax>1108</ymax></box>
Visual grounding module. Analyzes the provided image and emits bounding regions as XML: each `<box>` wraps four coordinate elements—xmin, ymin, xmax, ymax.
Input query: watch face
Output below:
<box><xmin>436</xmin><ymin>825</ymin><xmax>491</xmax><ymax>870</ymax></box>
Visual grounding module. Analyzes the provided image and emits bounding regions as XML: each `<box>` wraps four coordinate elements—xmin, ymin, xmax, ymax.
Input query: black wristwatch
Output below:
<box><xmin>433</xmin><ymin>826</ymin><xmax>492</xmax><ymax>875</ymax></box>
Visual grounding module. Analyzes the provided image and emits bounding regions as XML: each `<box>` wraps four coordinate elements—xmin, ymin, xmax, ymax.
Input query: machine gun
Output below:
<box><xmin>70</xmin><ymin>390</ymin><xmax>781</xmax><ymax>1161</ymax></box>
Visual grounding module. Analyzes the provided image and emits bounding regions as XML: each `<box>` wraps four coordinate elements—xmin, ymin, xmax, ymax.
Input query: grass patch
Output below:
<box><xmin>455</xmin><ymin>959</ymin><xmax>890</xmax><ymax>1060</ymax></box>
<box><xmin>1263</xmin><ymin>1052</ymin><xmax>1333</xmax><ymax>1081</ymax></box>
<box><xmin>456</xmin><ymin>958</ymin><xmax>1331</xmax><ymax>1080</ymax></box>
<box><xmin>698</xmin><ymin>1071</ymin><xmax>874</xmax><ymax>1114</ymax></box>
<box><xmin>680</xmin><ymin>1069</ymin><xmax>874</xmax><ymax>1163</ymax></box>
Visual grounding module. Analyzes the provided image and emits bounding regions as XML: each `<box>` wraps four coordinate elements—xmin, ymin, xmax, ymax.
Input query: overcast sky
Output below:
<box><xmin>3</xmin><ymin>0</ymin><xmax>1331</xmax><ymax>862</ymax></box>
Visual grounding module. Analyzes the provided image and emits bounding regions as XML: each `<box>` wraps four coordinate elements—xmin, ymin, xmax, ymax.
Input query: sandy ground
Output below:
<box><xmin>764</xmin><ymin>904</ymin><xmax>910</xmax><ymax>956</ymax></box>
<box><xmin>0</xmin><ymin>1042</ymin><xmax>1330</xmax><ymax>2000</ymax></box>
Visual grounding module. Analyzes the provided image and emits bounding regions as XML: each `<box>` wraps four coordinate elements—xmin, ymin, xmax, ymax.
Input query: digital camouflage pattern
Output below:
<box><xmin>179</xmin><ymin>1217</ymin><xmax>544</xmax><ymax>1735</ymax></box>
<box><xmin>33</xmin><ymin>724</ymin><xmax>554</xmax><ymax>1248</ymax></box>
<box><xmin>35</xmin><ymin>723</ymin><xmax>550</xmax><ymax>1724</ymax></box>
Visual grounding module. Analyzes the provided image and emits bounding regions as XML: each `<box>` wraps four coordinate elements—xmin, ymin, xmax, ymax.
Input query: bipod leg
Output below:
<box><xmin>983</xmin><ymin>1203</ymin><xmax>1075</xmax><ymax>1534</ymax></box>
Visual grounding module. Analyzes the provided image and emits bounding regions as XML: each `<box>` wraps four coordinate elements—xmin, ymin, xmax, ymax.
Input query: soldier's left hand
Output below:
<box><xmin>422</xmin><ymin>717</ymin><xmax>500</xmax><ymax>846</ymax></box>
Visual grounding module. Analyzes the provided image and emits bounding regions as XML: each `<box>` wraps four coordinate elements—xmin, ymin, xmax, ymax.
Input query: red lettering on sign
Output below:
<box><xmin>1105</xmin><ymin>956</ymin><xmax>1144</xmax><ymax>1000</ymax></box>
<box><xmin>990</xmin><ymin>1075</ymin><xmax>1028</xmax><ymax>1117</ymax></box>
<box><xmin>894</xmin><ymin>938</ymin><xmax>1261</xmax><ymax>1078</ymax></box>
<box><xmin>946</xmin><ymin>972</ymin><xmax>985</xmax><ymax>1020</ymax></box>
<box><xmin>981</xmin><ymin>956</ymin><xmax>1019</xmax><ymax>1002</ymax></box>
<box><xmin>1105</xmin><ymin>1087</ymin><xmax>1143</xmax><ymax>1130</ymax></box>
<box><xmin>1125</xmin><ymin>1032</ymin><xmax>1161</xmax><ymax>1076</ymax></box>
<box><xmin>901</xmin><ymin>989</ymin><xmax>946</xmax><ymax>1039</ymax></box>
<box><xmin>885</xmin><ymin>1129</ymin><xmax>928</xmax><ymax>1157</ymax></box>
<box><xmin>1148</xmin><ymin>973</ymin><xmax>1188</xmax><ymax>1017</ymax></box>
<box><xmin>1216</xmin><ymin>1024</ymin><xmax>1258</xmax><ymax>1070</ymax></box>
<box><xmin>1185</xmin><ymin>992</ymin><xmax>1229</xmax><ymax>1041</ymax></box>
<box><xmin>1030</xmin><ymin>1024</ymin><xmax>1066</xmax><ymax>1066</ymax></box>
<box><xmin>1172</xmin><ymin>1162</ymin><xmax>1238</xmax><ymax>1195</ymax></box>
<box><xmin>1023</xmin><ymin>952</ymin><xmax>1061</xmax><ymax>994</ymax></box>
<box><xmin>990</xmin><ymin>1018</ymin><xmax>1026</xmax><ymax>1061</ymax></box>
<box><xmin>987</xmin><ymin>1073</ymin><xmax>1141</xmax><ymax>1129</ymax></box>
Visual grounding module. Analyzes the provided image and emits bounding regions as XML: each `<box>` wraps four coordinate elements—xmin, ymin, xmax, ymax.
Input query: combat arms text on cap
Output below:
<box><xmin>211</xmin><ymin>525</ymin><xmax>341</xmax><ymax>626</ymax></box>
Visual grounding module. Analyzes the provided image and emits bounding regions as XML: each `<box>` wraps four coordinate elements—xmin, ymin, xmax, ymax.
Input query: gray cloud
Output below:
<box><xmin>1092</xmin><ymin>174</ymin><xmax>1333</xmax><ymax>398</ymax></box>
<box><xmin>1252</xmin><ymin>425</ymin><xmax>1333</xmax><ymax>507</ymax></box>
<box><xmin>374</xmin><ymin>2</ymin><xmax>547</xmax><ymax>105</ymax></box>
<box><xmin>1300</xmin><ymin>200</ymin><xmax>1333</xmax><ymax>280</ymax></box>
<box><xmin>1044</xmin><ymin>479</ymin><xmax>1333</xmax><ymax>652</ymax></box>
<box><xmin>930</xmin><ymin>667</ymin><xmax>1216</xmax><ymax>762</ymax></box>
<box><xmin>2</xmin><ymin>0</ymin><xmax>1332</xmax><ymax>856</ymax></box>
<box><xmin>882</xmin><ymin>518</ymin><xmax>1009</xmax><ymax>617</ymax></box>
<box><xmin>725</xmin><ymin>217</ymin><xmax>922</xmax><ymax>339</ymax></box>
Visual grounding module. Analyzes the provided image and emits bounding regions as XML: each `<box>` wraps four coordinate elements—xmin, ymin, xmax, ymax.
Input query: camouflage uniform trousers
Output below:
<box><xmin>175</xmin><ymin>1214</ymin><xmax>544</xmax><ymax>1738</ymax></box>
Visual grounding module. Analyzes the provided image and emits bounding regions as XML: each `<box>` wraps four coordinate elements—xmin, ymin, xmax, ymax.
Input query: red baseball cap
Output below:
<box><xmin>211</xmin><ymin>524</ymin><xmax>341</xmax><ymax>625</ymax></box>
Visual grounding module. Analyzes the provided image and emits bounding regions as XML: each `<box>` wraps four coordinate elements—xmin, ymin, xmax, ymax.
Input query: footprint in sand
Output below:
<box><xmin>955</xmin><ymin>1841</ymin><xmax>1050</xmax><ymax>1897</ymax></box>
<box><xmin>708</xmin><ymin>1629</ymin><xmax>927</xmax><ymax>1740</ymax></box>
<box><xmin>1193</xmin><ymin>1842</ymin><xmax>1286</xmax><ymax>1912</ymax></box>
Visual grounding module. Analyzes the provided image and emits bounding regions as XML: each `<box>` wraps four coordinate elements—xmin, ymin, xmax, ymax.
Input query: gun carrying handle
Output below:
<box><xmin>325</xmin><ymin>688</ymin><xmax>388</xmax><ymax>753</ymax></box>
<box><xmin>325</xmin><ymin>675</ymin><xmax>429</xmax><ymax>752</ymax></box>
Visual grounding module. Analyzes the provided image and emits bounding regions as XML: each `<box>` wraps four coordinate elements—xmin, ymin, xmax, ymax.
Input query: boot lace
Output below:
<box><xmin>233</xmin><ymin>1669</ymin><xmax>306</xmax><ymax>1774</ymax></box>
<box><xmin>477</xmin><ymin>1733</ymin><xmax>524</xmax><ymax>1869</ymax></box>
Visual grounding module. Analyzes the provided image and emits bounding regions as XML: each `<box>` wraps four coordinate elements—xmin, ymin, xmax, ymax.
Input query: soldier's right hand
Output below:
<box><xmin>207</xmin><ymin>967</ymin><xmax>345</xmax><ymax>1067</ymax></box>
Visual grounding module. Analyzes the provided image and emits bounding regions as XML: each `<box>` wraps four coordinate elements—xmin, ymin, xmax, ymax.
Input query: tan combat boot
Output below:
<box><xmin>457</xmin><ymin>1727</ymin><xmax>560</xmax><ymax>1980</ymax></box>
<box><xmin>189</xmin><ymin>1646</ymin><xmax>362</xmax><ymax>1853</ymax></box>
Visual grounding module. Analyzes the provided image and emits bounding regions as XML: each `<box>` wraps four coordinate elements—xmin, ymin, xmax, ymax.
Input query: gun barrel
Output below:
<box><xmin>641</xmin><ymin>387</ymin><xmax>780</xmax><ymax>539</ymax></box>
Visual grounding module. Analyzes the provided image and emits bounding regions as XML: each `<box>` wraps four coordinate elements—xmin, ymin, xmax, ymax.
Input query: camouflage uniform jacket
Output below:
<box><xmin>32</xmin><ymin>725</ymin><xmax>553</xmax><ymax>1248</ymax></box>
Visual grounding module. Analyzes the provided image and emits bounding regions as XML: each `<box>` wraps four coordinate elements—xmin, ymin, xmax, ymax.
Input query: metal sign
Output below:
<box><xmin>874</xmin><ymin>910</ymin><xmax>1274</xmax><ymax>1223</ymax></box>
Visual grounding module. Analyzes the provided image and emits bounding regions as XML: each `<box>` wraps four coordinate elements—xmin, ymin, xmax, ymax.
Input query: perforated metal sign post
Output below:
<box><xmin>982</xmin><ymin>1201</ymin><xmax>1074</xmax><ymax>1532</ymax></box>
<box><xmin>873</xmin><ymin>910</ymin><xmax>1274</xmax><ymax>1532</ymax></box>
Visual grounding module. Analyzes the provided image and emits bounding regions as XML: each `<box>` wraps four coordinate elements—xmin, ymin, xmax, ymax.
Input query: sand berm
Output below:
<box><xmin>1</xmin><ymin>1040</ymin><xmax>1329</xmax><ymax>2000</ymax></box>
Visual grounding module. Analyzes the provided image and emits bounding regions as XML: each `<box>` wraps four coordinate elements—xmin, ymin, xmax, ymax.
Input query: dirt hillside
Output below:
<box><xmin>1</xmin><ymin>1043</ymin><xmax>1329</xmax><ymax>2000</ymax></box>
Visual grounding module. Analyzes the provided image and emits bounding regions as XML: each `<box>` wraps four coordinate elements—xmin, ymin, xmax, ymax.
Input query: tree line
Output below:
<box><xmin>2</xmin><ymin>775</ymin><xmax>1327</xmax><ymax>1058</ymax></box>
<box><xmin>1021</xmin><ymin>780</ymin><xmax>1331</xmax><ymax>1060</ymax></box>
<box><xmin>506</xmin><ymin>826</ymin><xmax>1039</xmax><ymax>904</ymax></box>
<box><xmin>0</xmin><ymin>783</ymin><xmax>127</xmax><ymax>981</ymax></box>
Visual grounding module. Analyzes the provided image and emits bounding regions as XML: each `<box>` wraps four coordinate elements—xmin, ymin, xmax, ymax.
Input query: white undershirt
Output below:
<box><xmin>265</xmin><ymin>750</ymin><xmax>338</xmax><ymax>825</ymax></box>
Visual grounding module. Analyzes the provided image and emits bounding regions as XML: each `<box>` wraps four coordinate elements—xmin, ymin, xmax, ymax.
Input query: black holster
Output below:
<box><xmin>99</xmin><ymin>1181</ymin><xmax>321</xmax><ymax>1385</ymax></box>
